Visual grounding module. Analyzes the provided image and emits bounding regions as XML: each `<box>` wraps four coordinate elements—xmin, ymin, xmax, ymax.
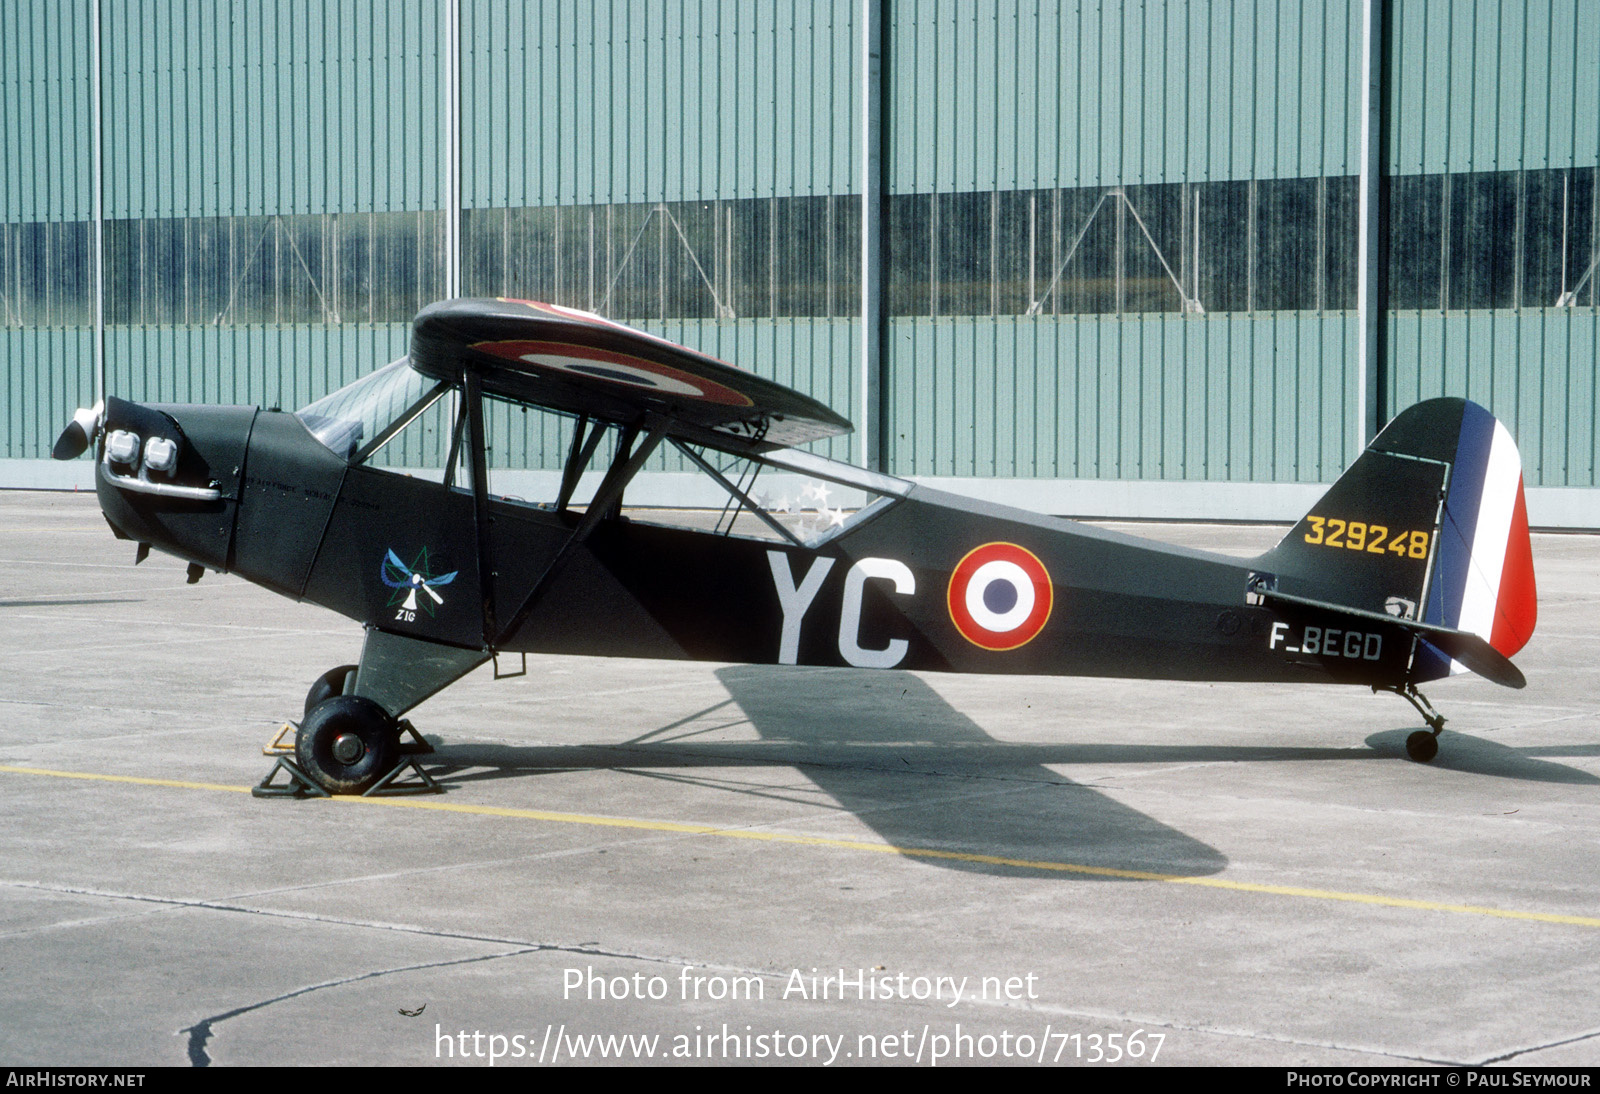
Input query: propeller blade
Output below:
<box><xmin>51</xmin><ymin>403</ymin><xmax>102</xmax><ymax>461</ymax></box>
<box><xmin>51</xmin><ymin>421</ymin><xmax>89</xmax><ymax>461</ymax></box>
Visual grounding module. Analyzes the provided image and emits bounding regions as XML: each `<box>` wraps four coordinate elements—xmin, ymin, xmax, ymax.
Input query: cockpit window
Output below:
<box><xmin>296</xmin><ymin>358</ymin><xmax>449</xmax><ymax>463</ymax></box>
<box><xmin>623</xmin><ymin>441</ymin><xmax>906</xmax><ymax>548</ymax></box>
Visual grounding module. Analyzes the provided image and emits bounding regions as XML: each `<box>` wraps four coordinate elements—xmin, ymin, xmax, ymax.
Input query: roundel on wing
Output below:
<box><xmin>470</xmin><ymin>339</ymin><xmax>754</xmax><ymax>407</ymax></box>
<box><xmin>946</xmin><ymin>542</ymin><xmax>1054</xmax><ymax>651</ymax></box>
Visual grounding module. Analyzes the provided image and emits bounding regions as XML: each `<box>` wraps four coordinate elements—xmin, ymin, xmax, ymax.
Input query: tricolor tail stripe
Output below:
<box><xmin>1415</xmin><ymin>403</ymin><xmax>1538</xmax><ymax>682</ymax></box>
<box><xmin>1490</xmin><ymin>487</ymin><xmax>1536</xmax><ymax>654</ymax></box>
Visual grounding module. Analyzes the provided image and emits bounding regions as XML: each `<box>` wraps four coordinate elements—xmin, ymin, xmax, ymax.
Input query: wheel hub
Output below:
<box><xmin>296</xmin><ymin>695</ymin><xmax>401</xmax><ymax>795</ymax></box>
<box><xmin>331</xmin><ymin>732</ymin><xmax>366</xmax><ymax>764</ymax></box>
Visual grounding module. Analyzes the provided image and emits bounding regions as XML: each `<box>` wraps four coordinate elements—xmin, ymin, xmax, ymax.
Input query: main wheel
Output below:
<box><xmin>1405</xmin><ymin>730</ymin><xmax>1439</xmax><ymax>763</ymax></box>
<box><xmin>296</xmin><ymin>695</ymin><xmax>400</xmax><ymax>794</ymax></box>
<box><xmin>305</xmin><ymin>664</ymin><xmax>358</xmax><ymax>716</ymax></box>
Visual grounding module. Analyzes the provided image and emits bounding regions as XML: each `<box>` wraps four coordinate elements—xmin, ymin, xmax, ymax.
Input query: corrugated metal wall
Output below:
<box><xmin>881</xmin><ymin>0</ymin><xmax>1599</xmax><ymax>489</ymax></box>
<box><xmin>883</xmin><ymin>0</ymin><xmax>1365</xmax><ymax>481</ymax></box>
<box><xmin>1382</xmin><ymin>0</ymin><xmax>1600</xmax><ymax>490</ymax></box>
<box><xmin>104</xmin><ymin>0</ymin><xmax>448</xmax><ymax>218</ymax></box>
<box><xmin>0</xmin><ymin>0</ymin><xmax>96</xmax><ymax>461</ymax></box>
<box><xmin>459</xmin><ymin>0</ymin><xmax>861</xmax><ymax>466</ymax></box>
<box><xmin>888</xmin><ymin>313</ymin><xmax>1354</xmax><ymax>482</ymax></box>
<box><xmin>1389</xmin><ymin>0</ymin><xmax>1600</xmax><ymax>176</ymax></box>
<box><xmin>462</xmin><ymin>0</ymin><xmax>857</xmax><ymax>206</ymax></box>
<box><xmin>887</xmin><ymin>0</ymin><xmax>1362</xmax><ymax>193</ymax></box>
<box><xmin>0</xmin><ymin>0</ymin><xmax>95</xmax><ymax>222</ymax></box>
<box><xmin>2</xmin><ymin>1</ymin><xmax>1597</xmax><ymax>505</ymax></box>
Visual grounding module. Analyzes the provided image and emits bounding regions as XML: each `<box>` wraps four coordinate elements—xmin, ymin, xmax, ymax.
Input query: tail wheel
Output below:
<box><xmin>305</xmin><ymin>664</ymin><xmax>358</xmax><ymax>716</ymax></box>
<box><xmin>296</xmin><ymin>695</ymin><xmax>399</xmax><ymax>794</ymax></box>
<box><xmin>1405</xmin><ymin>730</ymin><xmax>1439</xmax><ymax>763</ymax></box>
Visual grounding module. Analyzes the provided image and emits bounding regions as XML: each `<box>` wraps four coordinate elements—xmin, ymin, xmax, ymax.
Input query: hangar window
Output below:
<box><xmin>85</xmin><ymin>167</ymin><xmax>1598</xmax><ymax>337</ymax></box>
<box><xmin>0</xmin><ymin>220</ymin><xmax>93</xmax><ymax>328</ymax></box>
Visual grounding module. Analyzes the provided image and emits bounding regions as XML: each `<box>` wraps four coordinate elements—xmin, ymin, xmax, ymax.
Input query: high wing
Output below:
<box><xmin>409</xmin><ymin>297</ymin><xmax>853</xmax><ymax>453</ymax></box>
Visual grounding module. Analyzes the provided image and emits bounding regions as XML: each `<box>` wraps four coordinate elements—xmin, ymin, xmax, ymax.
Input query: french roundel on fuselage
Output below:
<box><xmin>947</xmin><ymin>542</ymin><xmax>1054</xmax><ymax>651</ymax></box>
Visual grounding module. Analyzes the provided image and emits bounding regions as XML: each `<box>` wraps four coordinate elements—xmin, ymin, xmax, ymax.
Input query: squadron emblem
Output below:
<box><xmin>381</xmin><ymin>548</ymin><xmax>458</xmax><ymax>621</ymax></box>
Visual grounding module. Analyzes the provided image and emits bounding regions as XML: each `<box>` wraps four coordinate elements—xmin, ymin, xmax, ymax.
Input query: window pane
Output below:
<box><xmin>1448</xmin><ymin>170</ymin><xmax>1518</xmax><ymax>310</ymax></box>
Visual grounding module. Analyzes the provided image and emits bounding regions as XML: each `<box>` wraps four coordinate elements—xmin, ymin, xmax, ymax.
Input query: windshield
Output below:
<box><xmin>296</xmin><ymin>358</ymin><xmax>439</xmax><ymax>458</ymax></box>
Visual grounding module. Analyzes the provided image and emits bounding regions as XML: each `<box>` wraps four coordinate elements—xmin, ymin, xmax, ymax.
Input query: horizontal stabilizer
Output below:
<box><xmin>1251</xmin><ymin>583</ymin><xmax>1525</xmax><ymax>689</ymax></box>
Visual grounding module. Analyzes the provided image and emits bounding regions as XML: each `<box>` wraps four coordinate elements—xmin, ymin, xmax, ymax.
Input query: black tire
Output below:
<box><xmin>304</xmin><ymin>664</ymin><xmax>358</xmax><ymax>716</ymax></box>
<box><xmin>296</xmin><ymin>695</ymin><xmax>400</xmax><ymax>794</ymax></box>
<box><xmin>1405</xmin><ymin>730</ymin><xmax>1439</xmax><ymax>763</ymax></box>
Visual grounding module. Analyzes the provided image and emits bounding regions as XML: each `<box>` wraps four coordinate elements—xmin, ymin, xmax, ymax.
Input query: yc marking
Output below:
<box><xmin>767</xmin><ymin>552</ymin><xmax>915</xmax><ymax>668</ymax></box>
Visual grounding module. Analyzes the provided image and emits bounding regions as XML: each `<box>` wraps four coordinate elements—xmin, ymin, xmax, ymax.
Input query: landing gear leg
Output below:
<box><xmin>1387</xmin><ymin>682</ymin><xmax>1445</xmax><ymax>763</ymax></box>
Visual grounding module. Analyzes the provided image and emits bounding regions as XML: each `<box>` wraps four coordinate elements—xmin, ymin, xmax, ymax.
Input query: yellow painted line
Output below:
<box><xmin>0</xmin><ymin>764</ymin><xmax>251</xmax><ymax>795</ymax></box>
<box><xmin>4</xmin><ymin>762</ymin><xmax>1599</xmax><ymax>929</ymax></box>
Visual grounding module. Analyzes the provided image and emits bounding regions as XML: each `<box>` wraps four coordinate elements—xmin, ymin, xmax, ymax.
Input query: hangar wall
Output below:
<box><xmin>2</xmin><ymin>1</ymin><xmax>1597</xmax><ymax>524</ymax></box>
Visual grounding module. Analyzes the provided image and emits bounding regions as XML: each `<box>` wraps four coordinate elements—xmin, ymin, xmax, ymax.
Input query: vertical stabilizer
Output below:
<box><xmin>1256</xmin><ymin>398</ymin><xmax>1536</xmax><ymax>685</ymax></box>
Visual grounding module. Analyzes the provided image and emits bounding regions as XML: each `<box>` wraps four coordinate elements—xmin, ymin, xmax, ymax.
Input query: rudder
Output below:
<box><xmin>1413</xmin><ymin>401</ymin><xmax>1537</xmax><ymax>680</ymax></box>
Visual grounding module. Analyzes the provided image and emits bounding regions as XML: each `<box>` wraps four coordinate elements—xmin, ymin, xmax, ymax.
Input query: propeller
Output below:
<box><xmin>52</xmin><ymin>402</ymin><xmax>104</xmax><ymax>461</ymax></box>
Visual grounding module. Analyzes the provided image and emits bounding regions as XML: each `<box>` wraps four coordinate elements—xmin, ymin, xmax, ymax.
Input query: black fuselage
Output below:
<box><xmin>97</xmin><ymin>400</ymin><xmax>1416</xmax><ymax>692</ymax></box>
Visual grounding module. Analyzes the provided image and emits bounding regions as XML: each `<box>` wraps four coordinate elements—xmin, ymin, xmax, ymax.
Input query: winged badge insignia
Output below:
<box><xmin>381</xmin><ymin>548</ymin><xmax>458</xmax><ymax>616</ymax></box>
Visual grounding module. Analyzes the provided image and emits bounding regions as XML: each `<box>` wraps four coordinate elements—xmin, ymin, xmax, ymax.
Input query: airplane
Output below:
<box><xmin>51</xmin><ymin>297</ymin><xmax>1538</xmax><ymax>795</ymax></box>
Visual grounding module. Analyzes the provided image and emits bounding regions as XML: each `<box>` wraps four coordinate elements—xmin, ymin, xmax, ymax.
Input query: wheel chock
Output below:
<box><xmin>251</xmin><ymin>756</ymin><xmax>330</xmax><ymax>799</ymax></box>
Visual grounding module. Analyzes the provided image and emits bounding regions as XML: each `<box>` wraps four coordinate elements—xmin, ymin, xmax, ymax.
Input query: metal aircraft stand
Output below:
<box><xmin>252</xmin><ymin>719</ymin><xmax>441</xmax><ymax>799</ymax></box>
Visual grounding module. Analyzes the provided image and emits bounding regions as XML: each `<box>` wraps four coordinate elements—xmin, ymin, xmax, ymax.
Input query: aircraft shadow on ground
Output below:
<box><xmin>428</xmin><ymin>666</ymin><xmax>1234</xmax><ymax>881</ymax></box>
<box><xmin>1364</xmin><ymin>729</ymin><xmax>1599</xmax><ymax>784</ymax></box>
<box><xmin>425</xmin><ymin>671</ymin><xmax>1599</xmax><ymax>875</ymax></box>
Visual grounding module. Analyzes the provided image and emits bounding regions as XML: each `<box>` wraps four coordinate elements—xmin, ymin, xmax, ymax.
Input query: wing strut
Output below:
<box><xmin>442</xmin><ymin>395</ymin><xmax>468</xmax><ymax>489</ymax></box>
<box><xmin>463</xmin><ymin>367</ymin><xmax>499</xmax><ymax>644</ymax></box>
<box><xmin>492</xmin><ymin>418</ymin><xmax>668</xmax><ymax>649</ymax></box>
<box><xmin>557</xmin><ymin>415</ymin><xmax>607</xmax><ymax>514</ymax></box>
